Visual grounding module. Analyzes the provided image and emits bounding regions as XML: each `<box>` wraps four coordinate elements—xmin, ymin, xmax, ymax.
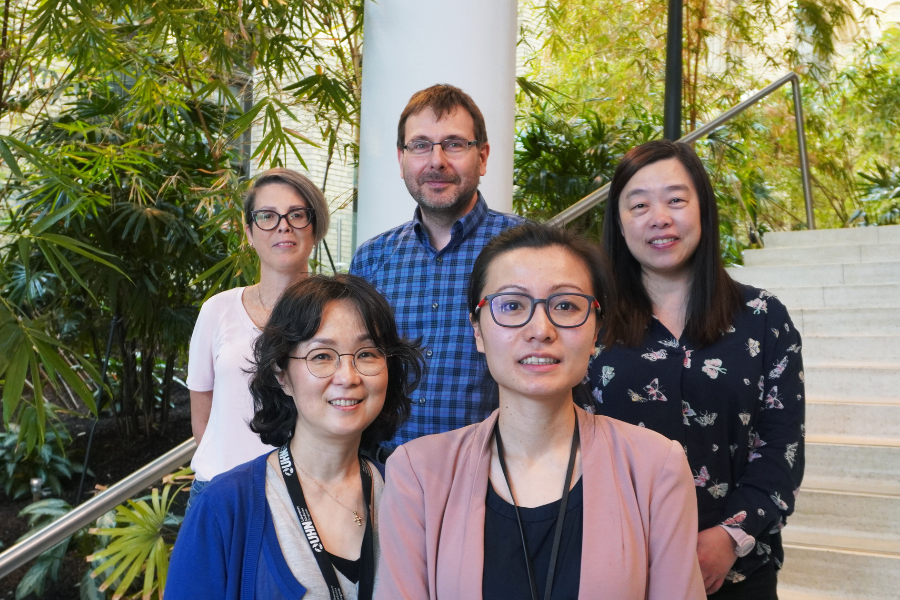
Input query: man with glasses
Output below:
<box><xmin>351</xmin><ymin>84</ymin><xmax>523</xmax><ymax>456</ymax></box>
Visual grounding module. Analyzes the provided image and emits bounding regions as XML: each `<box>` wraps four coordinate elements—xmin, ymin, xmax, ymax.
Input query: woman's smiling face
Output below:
<box><xmin>278</xmin><ymin>299</ymin><xmax>388</xmax><ymax>442</ymax></box>
<box><xmin>617</xmin><ymin>158</ymin><xmax>702</xmax><ymax>280</ymax></box>
<box><xmin>471</xmin><ymin>245</ymin><xmax>600</xmax><ymax>403</ymax></box>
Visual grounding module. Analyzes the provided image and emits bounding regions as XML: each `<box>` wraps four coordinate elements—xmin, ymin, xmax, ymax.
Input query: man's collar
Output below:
<box><xmin>412</xmin><ymin>192</ymin><xmax>489</xmax><ymax>249</ymax></box>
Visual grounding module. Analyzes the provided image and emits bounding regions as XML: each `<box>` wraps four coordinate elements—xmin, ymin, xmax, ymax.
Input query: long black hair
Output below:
<box><xmin>602</xmin><ymin>140</ymin><xmax>742</xmax><ymax>347</ymax></box>
<box><xmin>248</xmin><ymin>274</ymin><xmax>423</xmax><ymax>448</ymax></box>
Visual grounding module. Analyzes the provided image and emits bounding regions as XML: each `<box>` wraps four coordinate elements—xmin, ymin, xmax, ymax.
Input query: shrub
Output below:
<box><xmin>0</xmin><ymin>423</ymin><xmax>81</xmax><ymax>499</ymax></box>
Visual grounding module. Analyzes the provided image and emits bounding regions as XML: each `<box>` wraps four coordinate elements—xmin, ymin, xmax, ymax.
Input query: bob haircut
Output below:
<box><xmin>243</xmin><ymin>167</ymin><xmax>330</xmax><ymax>244</ymax></box>
<box><xmin>467</xmin><ymin>222</ymin><xmax>616</xmax><ymax>405</ymax></box>
<box><xmin>602</xmin><ymin>140</ymin><xmax>742</xmax><ymax>348</ymax></box>
<box><xmin>248</xmin><ymin>274</ymin><xmax>423</xmax><ymax>448</ymax></box>
<box><xmin>397</xmin><ymin>84</ymin><xmax>488</xmax><ymax>149</ymax></box>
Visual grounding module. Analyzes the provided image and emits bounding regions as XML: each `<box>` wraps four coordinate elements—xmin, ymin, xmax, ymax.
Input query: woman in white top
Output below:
<box><xmin>186</xmin><ymin>168</ymin><xmax>330</xmax><ymax>504</ymax></box>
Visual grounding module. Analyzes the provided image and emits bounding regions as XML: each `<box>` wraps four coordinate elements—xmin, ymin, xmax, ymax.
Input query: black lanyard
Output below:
<box><xmin>494</xmin><ymin>414</ymin><xmax>580</xmax><ymax>600</ymax></box>
<box><xmin>277</xmin><ymin>445</ymin><xmax>375</xmax><ymax>600</ymax></box>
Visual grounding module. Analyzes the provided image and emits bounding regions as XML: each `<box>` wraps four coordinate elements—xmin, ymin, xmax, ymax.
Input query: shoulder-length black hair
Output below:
<box><xmin>602</xmin><ymin>140</ymin><xmax>742</xmax><ymax>348</ymax></box>
<box><xmin>248</xmin><ymin>274</ymin><xmax>423</xmax><ymax>448</ymax></box>
<box><xmin>467</xmin><ymin>222</ymin><xmax>616</xmax><ymax>406</ymax></box>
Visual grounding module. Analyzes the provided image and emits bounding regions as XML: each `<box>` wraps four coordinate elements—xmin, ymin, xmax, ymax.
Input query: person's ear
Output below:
<box><xmin>477</xmin><ymin>142</ymin><xmax>490</xmax><ymax>177</ymax></box>
<box><xmin>274</xmin><ymin>364</ymin><xmax>294</xmax><ymax>397</ymax></box>
<box><xmin>470</xmin><ymin>313</ymin><xmax>485</xmax><ymax>354</ymax></box>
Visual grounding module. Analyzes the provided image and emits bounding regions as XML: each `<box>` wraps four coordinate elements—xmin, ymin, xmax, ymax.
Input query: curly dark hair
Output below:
<box><xmin>248</xmin><ymin>274</ymin><xmax>423</xmax><ymax>448</ymax></box>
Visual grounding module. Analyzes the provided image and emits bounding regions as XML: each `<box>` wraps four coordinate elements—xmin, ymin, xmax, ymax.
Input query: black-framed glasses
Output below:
<box><xmin>401</xmin><ymin>138</ymin><xmax>477</xmax><ymax>156</ymax></box>
<box><xmin>475</xmin><ymin>293</ymin><xmax>600</xmax><ymax>328</ymax></box>
<box><xmin>251</xmin><ymin>208</ymin><xmax>314</xmax><ymax>231</ymax></box>
<box><xmin>288</xmin><ymin>347</ymin><xmax>388</xmax><ymax>378</ymax></box>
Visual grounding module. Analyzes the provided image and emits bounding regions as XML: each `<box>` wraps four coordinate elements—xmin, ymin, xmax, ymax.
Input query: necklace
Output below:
<box><xmin>294</xmin><ymin>462</ymin><xmax>364</xmax><ymax>526</ymax></box>
<box><xmin>257</xmin><ymin>285</ymin><xmax>270</xmax><ymax>313</ymax></box>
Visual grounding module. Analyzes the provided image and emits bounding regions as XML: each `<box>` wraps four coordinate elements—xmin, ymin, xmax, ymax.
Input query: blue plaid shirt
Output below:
<box><xmin>351</xmin><ymin>195</ymin><xmax>524</xmax><ymax>448</ymax></box>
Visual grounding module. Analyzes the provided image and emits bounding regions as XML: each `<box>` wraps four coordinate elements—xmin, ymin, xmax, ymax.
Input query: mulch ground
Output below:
<box><xmin>0</xmin><ymin>387</ymin><xmax>193</xmax><ymax>599</ymax></box>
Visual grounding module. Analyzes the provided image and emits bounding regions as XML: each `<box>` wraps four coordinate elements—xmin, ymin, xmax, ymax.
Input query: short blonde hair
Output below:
<box><xmin>243</xmin><ymin>168</ymin><xmax>330</xmax><ymax>243</ymax></box>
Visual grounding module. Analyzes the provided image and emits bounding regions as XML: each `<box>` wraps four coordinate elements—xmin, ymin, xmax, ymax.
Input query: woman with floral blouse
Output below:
<box><xmin>587</xmin><ymin>140</ymin><xmax>804</xmax><ymax>599</ymax></box>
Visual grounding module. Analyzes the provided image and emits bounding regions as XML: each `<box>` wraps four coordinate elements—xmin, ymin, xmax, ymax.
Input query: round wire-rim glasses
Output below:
<box><xmin>475</xmin><ymin>293</ymin><xmax>600</xmax><ymax>328</ymax></box>
<box><xmin>401</xmin><ymin>138</ymin><xmax>477</xmax><ymax>156</ymax></box>
<box><xmin>288</xmin><ymin>347</ymin><xmax>388</xmax><ymax>378</ymax></box>
<box><xmin>251</xmin><ymin>208</ymin><xmax>314</xmax><ymax>231</ymax></box>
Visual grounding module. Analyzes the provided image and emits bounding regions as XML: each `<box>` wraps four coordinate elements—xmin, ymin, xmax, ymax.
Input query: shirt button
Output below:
<box><xmin>436</xmin><ymin>257</ymin><xmax>443</xmax><ymax>264</ymax></box>
<box><xmin>418</xmin><ymin>398</ymin><xmax>426</xmax><ymax>405</ymax></box>
<box><xmin>426</xmin><ymin>350</ymin><xmax>433</xmax><ymax>357</ymax></box>
<box><xmin>432</xmin><ymin>302</ymin><xmax>438</xmax><ymax>309</ymax></box>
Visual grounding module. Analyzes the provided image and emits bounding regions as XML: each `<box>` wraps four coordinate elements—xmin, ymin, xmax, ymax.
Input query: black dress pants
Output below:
<box><xmin>708</xmin><ymin>562</ymin><xmax>778</xmax><ymax>600</ymax></box>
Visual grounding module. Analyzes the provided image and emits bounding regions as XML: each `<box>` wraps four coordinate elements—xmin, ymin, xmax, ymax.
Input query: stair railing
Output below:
<box><xmin>547</xmin><ymin>71</ymin><xmax>815</xmax><ymax>230</ymax></box>
<box><xmin>0</xmin><ymin>72</ymin><xmax>818</xmax><ymax>582</ymax></box>
<box><xmin>0</xmin><ymin>438</ymin><xmax>197</xmax><ymax>580</ymax></box>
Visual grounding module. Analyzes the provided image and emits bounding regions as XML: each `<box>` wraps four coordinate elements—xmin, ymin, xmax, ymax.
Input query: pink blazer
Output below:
<box><xmin>375</xmin><ymin>406</ymin><xmax>705</xmax><ymax>600</ymax></box>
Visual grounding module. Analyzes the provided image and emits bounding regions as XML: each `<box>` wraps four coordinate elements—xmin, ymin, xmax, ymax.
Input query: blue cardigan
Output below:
<box><xmin>166</xmin><ymin>453</ymin><xmax>308</xmax><ymax>599</ymax></box>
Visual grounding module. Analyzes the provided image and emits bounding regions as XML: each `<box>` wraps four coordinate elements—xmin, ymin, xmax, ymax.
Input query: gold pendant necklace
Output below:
<box><xmin>295</xmin><ymin>463</ymin><xmax>364</xmax><ymax>526</ymax></box>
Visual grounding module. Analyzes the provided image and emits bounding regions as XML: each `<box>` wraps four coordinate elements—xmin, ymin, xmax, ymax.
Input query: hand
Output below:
<box><xmin>696</xmin><ymin>526</ymin><xmax>738</xmax><ymax>595</ymax></box>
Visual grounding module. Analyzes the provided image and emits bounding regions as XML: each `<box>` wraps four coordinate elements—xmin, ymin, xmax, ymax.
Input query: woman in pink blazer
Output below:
<box><xmin>375</xmin><ymin>223</ymin><xmax>705</xmax><ymax>600</ymax></box>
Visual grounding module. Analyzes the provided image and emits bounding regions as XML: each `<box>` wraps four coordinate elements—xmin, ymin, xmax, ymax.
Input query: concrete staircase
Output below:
<box><xmin>727</xmin><ymin>224</ymin><xmax>900</xmax><ymax>600</ymax></box>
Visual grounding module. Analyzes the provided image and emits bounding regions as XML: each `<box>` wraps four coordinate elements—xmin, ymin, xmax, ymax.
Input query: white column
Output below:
<box><xmin>355</xmin><ymin>0</ymin><xmax>518</xmax><ymax>245</ymax></box>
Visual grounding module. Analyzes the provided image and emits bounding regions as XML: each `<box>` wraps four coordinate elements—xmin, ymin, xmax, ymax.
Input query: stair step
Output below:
<box><xmin>778</xmin><ymin>589</ymin><xmax>849</xmax><ymax>600</ymax></box>
<box><xmin>728</xmin><ymin>262</ymin><xmax>900</xmax><ymax>288</ymax></box>
<box><xmin>801</xmin><ymin>335</ymin><xmax>900</xmax><ymax>362</ymax></box>
<box><xmin>786</xmin><ymin>527</ymin><xmax>900</xmax><ymax>556</ymax></box>
<box><xmin>807</xmin><ymin>400</ymin><xmax>900</xmax><ymax>439</ymax></box>
<box><xmin>804</xmin><ymin>442</ymin><xmax>900</xmax><ymax>494</ymax></box>
<box><xmin>778</xmin><ymin>541</ymin><xmax>900</xmax><ymax>600</ymax></box>
<box><xmin>764</xmin><ymin>224</ymin><xmax>900</xmax><ymax>248</ymax></box>
<box><xmin>804</xmin><ymin>363</ymin><xmax>900</xmax><ymax>399</ymax></box>
<box><xmin>767</xmin><ymin>283</ymin><xmax>900</xmax><ymax>310</ymax></box>
<box><xmin>789</xmin><ymin>488</ymin><xmax>900</xmax><ymax>538</ymax></box>
<box><xmin>743</xmin><ymin>243</ymin><xmax>900</xmax><ymax>267</ymax></box>
<box><xmin>804</xmin><ymin>475</ymin><xmax>900</xmax><ymax>497</ymax></box>
<box><xmin>794</xmin><ymin>307</ymin><xmax>900</xmax><ymax>336</ymax></box>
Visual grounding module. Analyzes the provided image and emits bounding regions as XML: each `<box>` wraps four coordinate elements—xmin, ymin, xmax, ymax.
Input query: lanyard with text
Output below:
<box><xmin>278</xmin><ymin>445</ymin><xmax>375</xmax><ymax>600</ymax></box>
<box><xmin>494</xmin><ymin>412</ymin><xmax>580</xmax><ymax>600</ymax></box>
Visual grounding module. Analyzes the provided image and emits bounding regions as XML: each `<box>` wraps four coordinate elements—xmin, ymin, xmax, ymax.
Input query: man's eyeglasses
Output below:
<box><xmin>251</xmin><ymin>208</ymin><xmax>314</xmax><ymax>231</ymax></box>
<box><xmin>288</xmin><ymin>347</ymin><xmax>388</xmax><ymax>378</ymax></box>
<box><xmin>475</xmin><ymin>293</ymin><xmax>600</xmax><ymax>328</ymax></box>
<box><xmin>401</xmin><ymin>138</ymin><xmax>477</xmax><ymax>156</ymax></box>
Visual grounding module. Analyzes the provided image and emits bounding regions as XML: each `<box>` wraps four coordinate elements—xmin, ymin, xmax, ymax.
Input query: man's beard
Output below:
<box><xmin>407</xmin><ymin>172</ymin><xmax>480</xmax><ymax>222</ymax></box>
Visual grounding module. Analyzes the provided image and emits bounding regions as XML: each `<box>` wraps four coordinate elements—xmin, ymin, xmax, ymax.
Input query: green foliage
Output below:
<box><xmin>0</xmin><ymin>0</ymin><xmax>363</xmax><ymax>446</ymax></box>
<box><xmin>88</xmin><ymin>483</ymin><xmax>186</xmax><ymax>600</ymax></box>
<box><xmin>14</xmin><ymin>498</ymin><xmax>78</xmax><ymax>600</ymax></box>
<box><xmin>858</xmin><ymin>164</ymin><xmax>900</xmax><ymax>225</ymax></box>
<box><xmin>0</xmin><ymin>420</ymin><xmax>81</xmax><ymax>499</ymax></box>
<box><xmin>515</xmin><ymin>0</ymin><xmax>898</xmax><ymax>256</ymax></box>
<box><xmin>514</xmin><ymin>107</ymin><xmax>662</xmax><ymax>238</ymax></box>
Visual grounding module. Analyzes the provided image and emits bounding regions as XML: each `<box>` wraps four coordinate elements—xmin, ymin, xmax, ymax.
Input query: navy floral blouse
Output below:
<box><xmin>585</xmin><ymin>285</ymin><xmax>805</xmax><ymax>585</ymax></box>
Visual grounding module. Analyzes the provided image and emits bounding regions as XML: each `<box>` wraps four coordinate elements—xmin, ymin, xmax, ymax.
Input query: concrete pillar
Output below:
<box><xmin>355</xmin><ymin>0</ymin><xmax>518</xmax><ymax>244</ymax></box>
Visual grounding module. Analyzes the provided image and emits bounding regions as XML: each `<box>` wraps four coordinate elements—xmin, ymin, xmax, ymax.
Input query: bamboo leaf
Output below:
<box><xmin>0</xmin><ymin>137</ymin><xmax>25</xmax><ymax>180</ymax></box>
<box><xmin>2</xmin><ymin>344</ymin><xmax>30</xmax><ymax>426</ymax></box>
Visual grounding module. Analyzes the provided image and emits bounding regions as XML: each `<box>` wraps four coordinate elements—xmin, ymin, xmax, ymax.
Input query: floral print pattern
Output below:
<box><xmin>586</xmin><ymin>286</ymin><xmax>805</xmax><ymax>585</ymax></box>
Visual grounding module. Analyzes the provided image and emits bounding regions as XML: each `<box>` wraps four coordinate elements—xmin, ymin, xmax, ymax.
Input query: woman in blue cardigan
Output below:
<box><xmin>167</xmin><ymin>274</ymin><xmax>423</xmax><ymax>600</ymax></box>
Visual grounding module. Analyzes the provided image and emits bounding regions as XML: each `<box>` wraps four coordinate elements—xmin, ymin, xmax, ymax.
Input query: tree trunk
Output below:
<box><xmin>117</xmin><ymin>320</ymin><xmax>138</xmax><ymax>437</ymax></box>
<box><xmin>160</xmin><ymin>352</ymin><xmax>176</xmax><ymax>437</ymax></box>
<box><xmin>139</xmin><ymin>345</ymin><xmax>154</xmax><ymax>437</ymax></box>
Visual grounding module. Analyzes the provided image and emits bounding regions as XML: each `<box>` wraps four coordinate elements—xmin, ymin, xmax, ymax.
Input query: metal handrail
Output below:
<box><xmin>0</xmin><ymin>72</ymin><xmax>818</xmax><ymax>582</ymax></box>
<box><xmin>0</xmin><ymin>437</ymin><xmax>197</xmax><ymax>580</ymax></box>
<box><xmin>547</xmin><ymin>72</ymin><xmax>816</xmax><ymax>229</ymax></box>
